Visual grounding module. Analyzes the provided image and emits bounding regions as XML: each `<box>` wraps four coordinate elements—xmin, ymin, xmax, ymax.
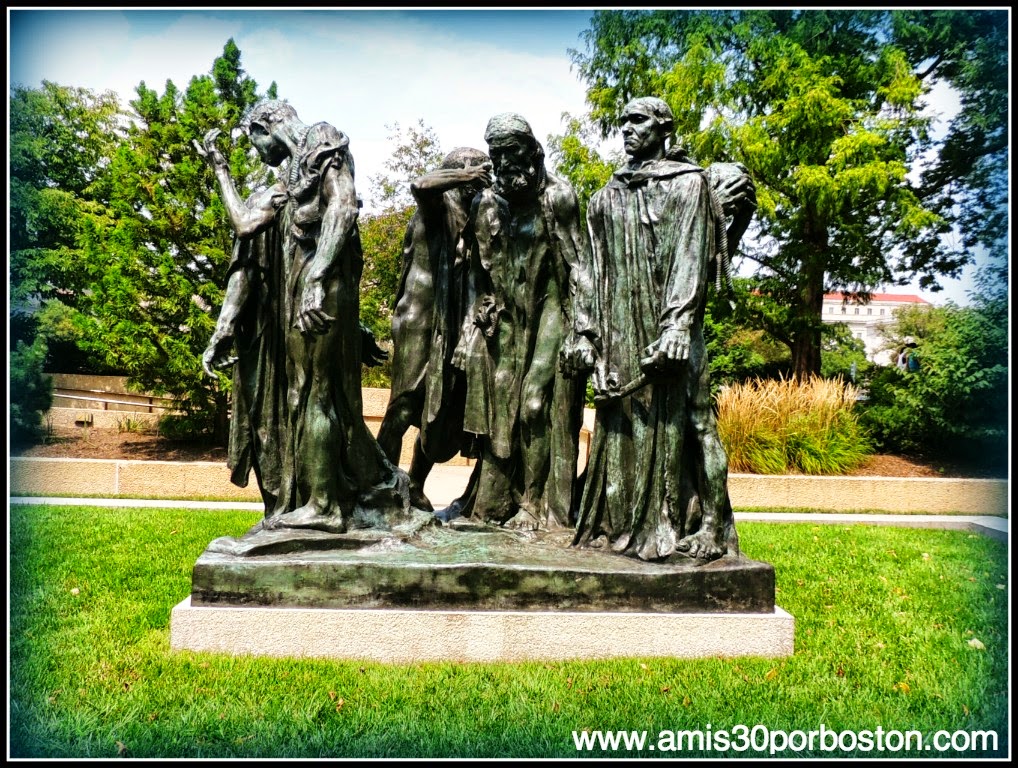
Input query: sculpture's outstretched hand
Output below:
<box><xmin>193</xmin><ymin>128</ymin><xmax>228</xmax><ymax>171</ymax></box>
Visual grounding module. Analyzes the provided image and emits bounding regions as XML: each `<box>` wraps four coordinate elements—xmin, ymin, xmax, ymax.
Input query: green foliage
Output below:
<box><xmin>893</xmin><ymin>11</ymin><xmax>1008</xmax><ymax>263</ymax></box>
<box><xmin>569</xmin><ymin>10</ymin><xmax>1002</xmax><ymax>377</ymax></box>
<box><xmin>9</xmin><ymin>81</ymin><xmax>125</xmax><ymax>376</ymax></box>
<box><xmin>704</xmin><ymin>278</ymin><xmax>791</xmax><ymax>389</ymax></box>
<box><xmin>717</xmin><ymin>376</ymin><xmax>871</xmax><ymax>474</ymax></box>
<box><xmin>10</xmin><ymin>81</ymin><xmax>123</xmax><ymax>302</ymax></box>
<box><xmin>820</xmin><ymin>322</ymin><xmax>871</xmax><ymax>383</ymax></box>
<box><xmin>10</xmin><ymin>504</ymin><xmax>1008</xmax><ymax>757</ymax></box>
<box><xmin>157</xmin><ymin>413</ymin><xmax>213</xmax><ymax>442</ymax></box>
<box><xmin>361</xmin><ymin>360</ymin><xmax>394</xmax><ymax>390</ymax></box>
<box><xmin>358</xmin><ymin>120</ymin><xmax>443</xmax><ymax>369</ymax></box>
<box><xmin>71</xmin><ymin>39</ymin><xmax>273</xmax><ymax>442</ymax></box>
<box><xmin>10</xmin><ymin>336</ymin><xmax>55</xmax><ymax>445</ymax></box>
<box><xmin>546</xmin><ymin>113</ymin><xmax>619</xmax><ymax>216</ymax></box>
<box><xmin>358</xmin><ymin>206</ymin><xmax>415</xmax><ymax>344</ymax></box>
<box><xmin>858</xmin><ymin>280</ymin><xmax>1007</xmax><ymax>469</ymax></box>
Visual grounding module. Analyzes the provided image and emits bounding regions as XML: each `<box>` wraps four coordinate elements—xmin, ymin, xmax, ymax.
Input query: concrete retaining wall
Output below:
<box><xmin>27</xmin><ymin>380</ymin><xmax>1007</xmax><ymax>515</ymax></box>
<box><xmin>41</xmin><ymin>388</ymin><xmax>594</xmax><ymax>471</ymax></box>
<box><xmin>9</xmin><ymin>456</ymin><xmax>1007</xmax><ymax>515</ymax></box>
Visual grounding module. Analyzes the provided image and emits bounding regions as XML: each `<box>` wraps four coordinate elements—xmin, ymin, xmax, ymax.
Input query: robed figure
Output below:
<box><xmin>198</xmin><ymin>100</ymin><xmax>413</xmax><ymax>534</ymax></box>
<box><xmin>570</xmin><ymin>97</ymin><xmax>754</xmax><ymax>562</ymax></box>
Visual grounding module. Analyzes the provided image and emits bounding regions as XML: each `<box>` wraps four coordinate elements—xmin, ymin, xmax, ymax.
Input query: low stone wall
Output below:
<box><xmin>9</xmin><ymin>456</ymin><xmax>1007</xmax><ymax>515</ymax></box>
<box><xmin>41</xmin><ymin>387</ymin><xmax>594</xmax><ymax>470</ymax></box>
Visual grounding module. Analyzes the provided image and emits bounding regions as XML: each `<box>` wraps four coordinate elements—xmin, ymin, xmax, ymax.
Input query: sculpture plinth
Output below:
<box><xmin>171</xmin><ymin>523</ymin><xmax>794</xmax><ymax>662</ymax></box>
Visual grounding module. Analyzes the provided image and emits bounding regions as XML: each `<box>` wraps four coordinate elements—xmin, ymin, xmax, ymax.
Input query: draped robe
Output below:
<box><xmin>573</xmin><ymin>160</ymin><xmax>740</xmax><ymax>560</ymax></box>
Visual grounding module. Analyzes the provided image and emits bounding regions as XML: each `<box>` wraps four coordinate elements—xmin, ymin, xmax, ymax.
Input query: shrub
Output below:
<box><xmin>717</xmin><ymin>375</ymin><xmax>871</xmax><ymax>474</ymax></box>
<box><xmin>157</xmin><ymin>412</ymin><xmax>214</xmax><ymax>442</ymax></box>
<box><xmin>859</xmin><ymin>293</ymin><xmax>1007</xmax><ymax>471</ymax></box>
<box><xmin>10</xmin><ymin>336</ymin><xmax>54</xmax><ymax>446</ymax></box>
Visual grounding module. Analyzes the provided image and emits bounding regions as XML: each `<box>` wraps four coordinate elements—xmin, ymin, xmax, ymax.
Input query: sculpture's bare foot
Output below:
<box><xmin>676</xmin><ymin>528</ymin><xmax>725</xmax><ymax>562</ymax></box>
<box><xmin>505</xmin><ymin>507</ymin><xmax>543</xmax><ymax>532</ymax></box>
<box><xmin>265</xmin><ymin>503</ymin><xmax>348</xmax><ymax>534</ymax></box>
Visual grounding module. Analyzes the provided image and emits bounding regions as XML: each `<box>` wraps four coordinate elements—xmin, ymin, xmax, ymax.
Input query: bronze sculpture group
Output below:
<box><xmin>197</xmin><ymin>95</ymin><xmax>756</xmax><ymax>563</ymax></box>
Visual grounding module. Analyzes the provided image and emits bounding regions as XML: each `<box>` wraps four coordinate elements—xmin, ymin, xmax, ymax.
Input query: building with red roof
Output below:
<box><xmin>822</xmin><ymin>291</ymin><xmax>930</xmax><ymax>365</ymax></box>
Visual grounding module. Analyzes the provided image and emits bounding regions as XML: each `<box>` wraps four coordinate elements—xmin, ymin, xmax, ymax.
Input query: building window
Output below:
<box><xmin>880</xmin><ymin>308</ymin><xmax>885</xmax><ymax>315</ymax></box>
<box><xmin>854</xmin><ymin>308</ymin><xmax>860</xmax><ymax>314</ymax></box>
<box><xmin>841</xmin><ymin>307</ymin><xmax>846</xmax><ymax>314</ymax></box>
<box><xmin>867</xmin><ymin>308</ymin><xmax>872</xmax><ymax>315</ymax></box>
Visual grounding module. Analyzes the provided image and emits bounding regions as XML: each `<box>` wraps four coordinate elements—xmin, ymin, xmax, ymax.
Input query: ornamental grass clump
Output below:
<box><xmin>717</xmin><ymin>375</ymin><xmax>871</xmax><ymax>475</ymax></box>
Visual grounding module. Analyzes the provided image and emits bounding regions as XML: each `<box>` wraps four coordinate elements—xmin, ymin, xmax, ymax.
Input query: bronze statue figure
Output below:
<box><xmin>197</xmin><ymin>100</ymin><xmax>414</xmax><ymax>534</ymax></box>
<box><xmin>376</xmin><ymin>148</ymin><xmax>493</xmax><ymax>511</ymax></box>
<box><xmin>453</xmin><ymin>113</ymin><xmax>593</xmax><ymax>531</ymax></box>
<box><xmin>569</xmin><ymin>96</ymin><xmax>755</xmax><ymax>561</ymax></box>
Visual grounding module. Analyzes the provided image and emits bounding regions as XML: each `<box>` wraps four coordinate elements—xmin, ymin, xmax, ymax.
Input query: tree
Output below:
<box><xmin>860</xmin><ymin>277</ymin><xmax>1007</xmax><ymax>468</ymax></box>
<box><xmin>702</xmin><ymin>277</ymin><xmax>791</xmax><ymax>390</ymax></box>
<box><xmin>72</xmin><ymin>39</ymin><xmax>276</xmax><ymax>442</ymax></box>
<box><xmin>893</xmin><ymin>10</ymin><xmax>1008</xmax><ymax>263</ymax></box>
<box><xmin>9</xmin><ymin>81</ymin><xmax>124</xmax><ymax>373</ymax></box>
<box><xmin>358</xmin><ymin>120</ymin><xmax>443</xmax><ymax>364</ymax></box>
<box><xmin>819</xmin><ymin>322</ymin><xmax>870</xmax><ymax>383</ymax></box>
<box><xmin>567</xmin><ymin>10</ymin><xmax>999</xmax><ymax>378</ymax></box>
<box><xmin>546</xmin><ymin>112</ymin><xmax>618</xmax><ymax>217</ymax></box>
<box><xmin>10</xmin><ymin>336</ymin><xmax>53</xmax><ymax>446</ymax></box>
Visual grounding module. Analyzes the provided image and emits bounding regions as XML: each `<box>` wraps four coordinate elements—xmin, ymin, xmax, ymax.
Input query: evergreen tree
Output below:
<box><xmin>74</xmin><ymin>39</ymin><xmax>275</xmax><ymax>442</ymax></box>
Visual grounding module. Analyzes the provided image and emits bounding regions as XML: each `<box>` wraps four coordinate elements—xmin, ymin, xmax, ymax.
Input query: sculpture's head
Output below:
<box><xmin>442</xmin><ymin>147</ymin><xmax>492</xmax><ymax>204</ymax></box>
<box><xmin>483</xmin><ymin>113</ymin><xmax>545</xmax><ymax>200</ymax></box>
<box><xmin>241</xmin><ymin>99</ymin><xmax>300</xmax><ymax>167</ymax></box>
<box><xmin>620</xmin><ymin>97</ymin><xmax>673</xmax><ymax>162</ymax></box>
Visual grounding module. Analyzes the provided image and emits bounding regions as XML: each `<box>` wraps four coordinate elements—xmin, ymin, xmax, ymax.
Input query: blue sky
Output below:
<box><xmin>8</xmin><ymin>8</ymin><xmax>988</xmax><ymax>305</ymax></box>
<box><xmin>9</xmin><ymin>8</ymin><xmax>596</xmax><ymax>212</ymax></box>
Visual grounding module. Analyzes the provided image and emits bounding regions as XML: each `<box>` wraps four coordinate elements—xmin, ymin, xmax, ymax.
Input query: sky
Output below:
<box><xmin>8</xmin><ymin>7</ymin><xmax>996</xmax><ymax>306</ymax></box>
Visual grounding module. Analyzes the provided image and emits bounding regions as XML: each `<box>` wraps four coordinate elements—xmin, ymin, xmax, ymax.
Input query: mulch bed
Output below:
<box><xmin>12</xmin><ymin>426</ymin><xmax>1005</xmax><ymax>479</ymax></box>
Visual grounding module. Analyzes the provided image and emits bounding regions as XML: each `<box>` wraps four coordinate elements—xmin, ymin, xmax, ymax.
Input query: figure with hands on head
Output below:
<box><xmin>376</xmin><ymin>147</ymin><xmax>493</xmax><ymax>511</ymax></box>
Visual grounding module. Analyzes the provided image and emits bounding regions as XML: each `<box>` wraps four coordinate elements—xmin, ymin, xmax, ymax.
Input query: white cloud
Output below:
<box><xmin>9</xmin><ymin>10</ymin><xmax>591</xmax><ymax>212</ymax></box>
<box><xmin>227</xmin><ymin>13</ymin><xmax>590</xmax><ymax>210</ymax></box>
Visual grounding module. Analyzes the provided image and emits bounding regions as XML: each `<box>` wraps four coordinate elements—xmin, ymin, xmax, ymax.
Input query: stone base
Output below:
<box><xmin>170</xmin><ymin>598</ymin><xmax>794</xmax><ymax>662</ymax></box>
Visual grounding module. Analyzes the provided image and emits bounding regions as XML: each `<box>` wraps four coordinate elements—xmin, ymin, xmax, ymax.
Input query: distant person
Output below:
<box><xmin>897</xmin><ymin>339</ymin><xmax>918</xmax><ymax>372</ymax></box>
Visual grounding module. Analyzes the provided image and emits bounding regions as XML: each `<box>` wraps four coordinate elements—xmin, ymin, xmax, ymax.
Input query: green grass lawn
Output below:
<box><xmin>9</xmin><ymin>504</ymin><xmax>1009</xmax><ymax>758</ymax></box>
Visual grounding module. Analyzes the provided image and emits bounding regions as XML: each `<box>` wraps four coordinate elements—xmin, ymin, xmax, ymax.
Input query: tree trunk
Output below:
<box><xmin>791</xmin><ymin>218</ymin><xmax>827</xmax><ymax>380</ymax></box>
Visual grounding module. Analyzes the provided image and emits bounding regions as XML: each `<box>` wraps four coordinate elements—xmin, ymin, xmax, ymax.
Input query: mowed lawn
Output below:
<box><xmin>9</xmin><ymin>504</ymin><xmax>1008</xmax><ymax>758</ymax></box>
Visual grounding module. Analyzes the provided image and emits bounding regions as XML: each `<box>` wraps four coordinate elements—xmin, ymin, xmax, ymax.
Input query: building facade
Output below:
<box><xmin>821</xmin><ymin>292</ymin><xmax>930</xmax><ymax>366</ymax></box>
